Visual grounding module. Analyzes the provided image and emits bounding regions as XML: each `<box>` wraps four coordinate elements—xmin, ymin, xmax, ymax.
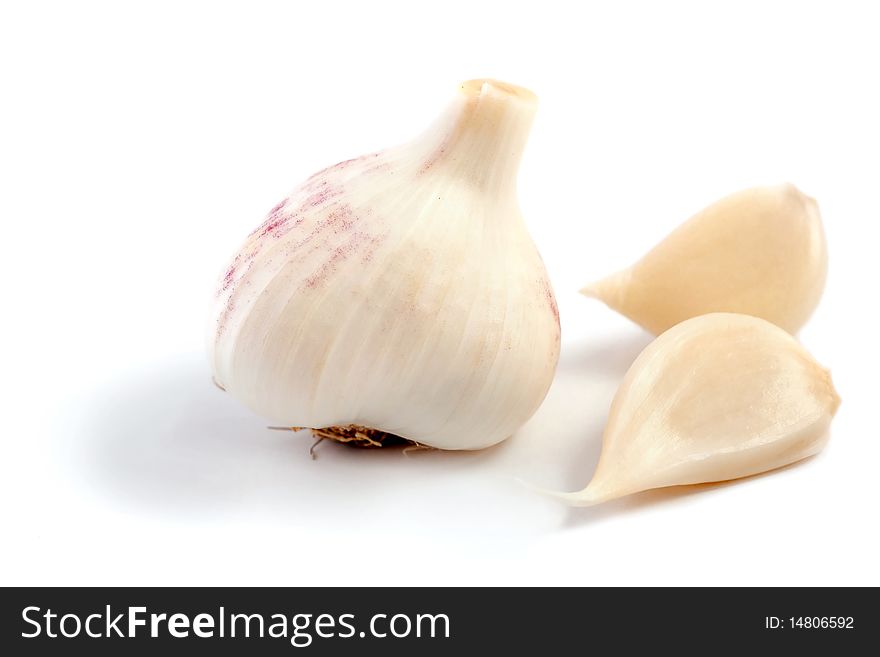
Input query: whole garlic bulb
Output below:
<box><xmin>582</xmin><ymin>184</ymin><xmax>828</xmax><ymax>334</ymax></box>
<box><xmin>209</xmin><ymin>79</ymin><xmax>560</xmax><ymax>450</ymax></box>
<box><xmin>551</xmin><ymin>313</ymin><xmax>840</xmax><ymax>506</ymax></box>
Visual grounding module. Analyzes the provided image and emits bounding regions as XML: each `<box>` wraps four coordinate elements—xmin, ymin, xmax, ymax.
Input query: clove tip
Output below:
<box><xmin>460</xmin><ymin>78</ymin><xmax>538</xmax><ymax>104</ymax></box>
<box><xmin>515</xmin><ymin>477</ymin><xmax>602</xmax><ymax>507</ymax></box>
<box><xmin>579</xmin><ymin>281</ymin><xmax>601</xmax><ymax>299</ymax></box>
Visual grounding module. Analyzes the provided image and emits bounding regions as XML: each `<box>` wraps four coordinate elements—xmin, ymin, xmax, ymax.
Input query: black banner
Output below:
<box><xmin>1</xmin><ymin>587</ymin><xmax>875</xmax><ymax>654</ymax></box>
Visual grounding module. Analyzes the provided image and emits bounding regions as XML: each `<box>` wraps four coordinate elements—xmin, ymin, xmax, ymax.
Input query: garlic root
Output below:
<box><xmin>308</xmin><ymin>425</ymin><xmax>418</xmax><ymax>449</ymax></box>
<box><xmin>582</xmin><ymin>184</ymin><xmax>828</xmax><ymax>334</ymax></box>
<box><xmin>553</xmin><ymin>313</ymin><xmax>840</xmax><ymax>506</ymax></box>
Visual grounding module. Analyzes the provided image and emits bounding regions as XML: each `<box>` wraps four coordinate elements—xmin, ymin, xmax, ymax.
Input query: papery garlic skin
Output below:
<box><xmin>582</xmin><ymin>184</ymin><xmax>828</xmax><ymax>334</ymax></box>
<box><xmin>209</xmin><ymin>80</ymin><xmax>560</xmax><ymax>450</ymax></box>
<box><xmin>554</xmin><ymin>313</ymin><xmax>840</xmax><ymax>506</ymax></box>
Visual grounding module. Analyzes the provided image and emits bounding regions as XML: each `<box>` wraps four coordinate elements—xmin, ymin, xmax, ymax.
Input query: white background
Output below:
<box><xmin>2</xmin><ymin>0</ymin><xmax>878</xmax><ymax>586</ymax></box>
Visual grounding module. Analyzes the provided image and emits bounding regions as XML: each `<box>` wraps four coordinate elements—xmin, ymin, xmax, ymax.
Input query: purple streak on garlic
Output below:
<box><xmin>209</xmin><ymin>79</ymin><xmax>560</xmax><ymax>450</ymax></box>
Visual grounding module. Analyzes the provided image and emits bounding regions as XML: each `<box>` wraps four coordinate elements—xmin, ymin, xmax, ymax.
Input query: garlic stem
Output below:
<box><xmin>412</xmin><ymin>79</ymin><xmax>538</xmax><ymax>195</ymax></box>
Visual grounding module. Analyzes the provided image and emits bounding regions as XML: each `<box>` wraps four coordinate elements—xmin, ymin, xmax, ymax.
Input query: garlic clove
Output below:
<box><xmin>582</xmin><ymin>184</ymin><xmax>828</xmax><ymax>334</ymax></box>
<box><xmin>208</xmin><ymin>79</ymin><xmax>560</xmax><ymax>451</ymax></box>
<box><xmin>552</xmin><ymin>313</ymin><xmax>840</xmax><ymax>506</ymax></box>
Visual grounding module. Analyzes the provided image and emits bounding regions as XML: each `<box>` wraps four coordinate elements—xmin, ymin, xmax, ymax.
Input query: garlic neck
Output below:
<box><xmin>414</xmin><ymin>79</ymin><xmax>537</xmax><ymax>196</ymax></box>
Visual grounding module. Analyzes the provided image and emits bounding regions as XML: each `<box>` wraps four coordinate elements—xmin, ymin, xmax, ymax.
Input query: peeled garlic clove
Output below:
<box><xmin>553</xmin><ymin>313</ymin><xmax>840</xmax><ymax>506</ymax></box>
<box><xmin>582</xmin><ymin>184</ymin><xmax>828</xmax><ymax>334</ymax></box>
<box><xmin>208</xmin><ymin>79</ymin><xmax>561</xmax><ymax>450</ymax></box>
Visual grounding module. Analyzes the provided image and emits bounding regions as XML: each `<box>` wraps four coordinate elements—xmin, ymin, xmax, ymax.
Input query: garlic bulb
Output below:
<box><xmin>582</xmin><ymin>184</ymin><xmax>828</xmax><ymax>334</ymax></box>
<box><xmin>209</xmin><ymin>79</ymin><xmax>560</xmax><ymax>450</ymax></box>
<box><xmin>551</xmin><ymin>313</ymin><xmax>840</xmax><ymax>506</ymax></box>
